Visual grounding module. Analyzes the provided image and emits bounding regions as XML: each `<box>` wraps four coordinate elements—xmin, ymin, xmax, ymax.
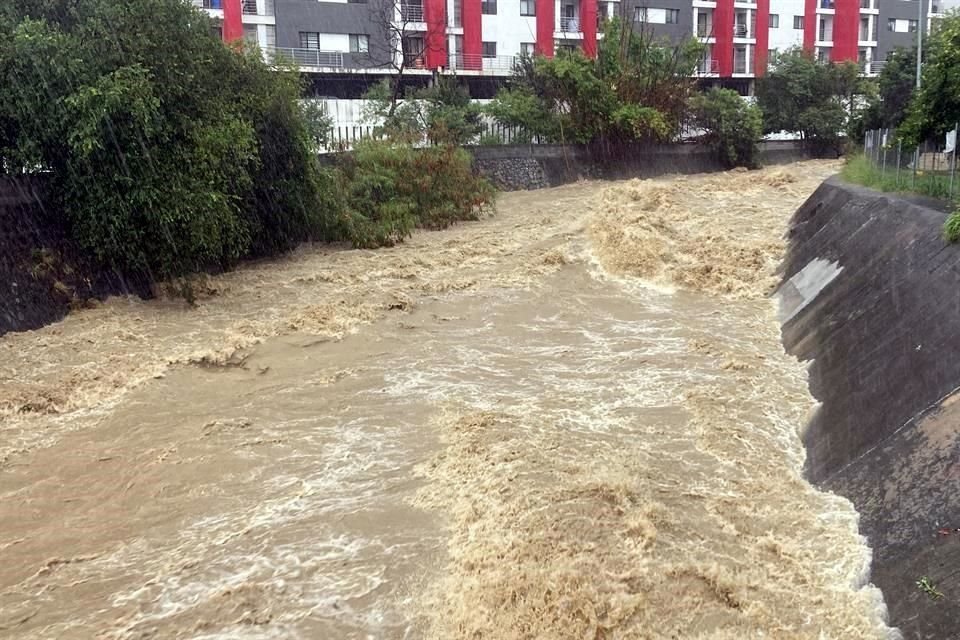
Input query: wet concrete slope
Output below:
<box><xmin>778</xmin><ymin>177</ymin><xmax>960</xmax><ymax>639</ymax></box>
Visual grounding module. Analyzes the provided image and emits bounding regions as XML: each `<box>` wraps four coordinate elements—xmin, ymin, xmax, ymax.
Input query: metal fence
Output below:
<box><xmin>863</xmin><ymin>127</ymin><xmax>959</xmax><ymax>201</ymax></box>
<box><xmin>317</xmin><ymin>122</ymin><xmax>543</xmax><ymax>153</ymax></box>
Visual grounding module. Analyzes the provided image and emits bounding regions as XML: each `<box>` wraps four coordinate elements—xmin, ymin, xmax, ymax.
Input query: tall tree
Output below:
<box><xmin>900</xmin><ymin>12</ymin><xmax>960</xmax><ymax>144</ymax></box>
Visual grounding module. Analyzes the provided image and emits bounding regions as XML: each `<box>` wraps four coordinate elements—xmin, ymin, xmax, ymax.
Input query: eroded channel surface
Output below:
<box><xmin>1</xmin><ymin>162</ymin><xmax>897</xmax><ymax>639</ymax></box>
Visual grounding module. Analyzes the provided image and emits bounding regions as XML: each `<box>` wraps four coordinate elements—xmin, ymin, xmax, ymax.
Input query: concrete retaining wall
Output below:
<box><xmin>777</xmin><ymin>178</ymin><xmax>960</xmax><ymax>639</ymax></box>
<box><xmin>468</xmin><ymin>140</ymin><xmax>806</xmax><ymax>190</ymax></box>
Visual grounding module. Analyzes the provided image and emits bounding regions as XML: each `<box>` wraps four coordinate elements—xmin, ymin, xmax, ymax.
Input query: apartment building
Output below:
<box><xmin>196</xmin><ymin>0</ymin><xmax>953</xmax><ymax>95</ymax></box>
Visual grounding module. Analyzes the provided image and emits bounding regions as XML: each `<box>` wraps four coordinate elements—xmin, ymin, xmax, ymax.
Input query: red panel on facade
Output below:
<box><xmin>580</xmin><ymin>0</ymin><xmax>597</xmax><ymax>57</ymax></box>
<box><xmin>754</xmin><ymin>0</ymin><xmax>769</xmax><ymax>75</ymax></box>
<box><xmin>222</xmin><ymin>0</ymin><xmax>243</xmax><ymax>41</ymax></box>
<box><xmin>831</xmin><ymin>0</ymin><xmax>859</xmax><ymax>61</ymax></box>
<box><xmin>424</xmin><ymin>0</ymin><xmax>448</xmax><ymax>69</ymax></box>
<box><xmin>536</xmin><ymin>0</ymin><xmax>555</xmax><ymax>57</ymax></box>
<box><xmin>714</xmin><ymin>0</ymin><xmax>734</xmax><ymax>76</ymax></box>
<box><xmin>803</xmin><ymin>0</ymin><xmax>817</xmax><ymax>52</ymax></box>
<box><xmin>462</xmin><ymin>0</ymin><xmax>482</xmax><ymax>69</ymax></box>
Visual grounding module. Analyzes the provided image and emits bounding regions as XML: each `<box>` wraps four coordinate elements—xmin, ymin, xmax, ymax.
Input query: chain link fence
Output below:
<box><xmin>863</xmin><ymin>127</ymin><xmax>959</xmax><ymax>201</ymax></box>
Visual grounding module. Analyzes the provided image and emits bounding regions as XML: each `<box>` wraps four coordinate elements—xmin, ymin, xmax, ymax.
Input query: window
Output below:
<box><xmin>635</xmin><ymin>7</ymin><xmax>677</xmax><ymax>23</ymax></box>
<box><xmin>481</xmin><ymin>0</ymin><xmax>496</xmax><ymax>14</ymax></box>
<box><xmin>521</xmin><ymin>0</ymin><xmax>535</xmax><ymax>15</ymax></box>
<box><xmin>887</xmin><ymin>17</ymin><xmax>895</xmax><ymax>30</ymax></box>
<box><xmin>769</xmin><ymin>14</ymin><xmax>779</xmax><ymax>28</ymax></box>
<box><xmin>482</xmin><ymin>41</ymin><xmax>497</xmax><ymax>57</ymax></box>
<box><xmin>793</xmin><ymin>15</ymin><xmax>804</xmax><ymax>29</ymax></box>
<box><xmin>520</xmin><ymin>42</ymin><xmax>535</xmax><ymax>56</ymax></box>
<box><xmin>347</xmin><ymin>0</ymin><xmax>368</xmax><ymax>4</ymax></box>
<box><xmin>908</xmin><ymin>19</ymin><xmax>918</xmax><ymax>32</ymax></box>
<box><xmin>733</xmin><ymin>45</ymin><xmax>747</xmax><ymax>73</ymax></box>
<box><xmin>243</xmin><ymin>24</ymin><xmax>258</xmax><ymax>46</ymax></box>
<box><xmin>697</xmin><ymin>11</ymin><xmax>711</xmax><ymax>37</ymax></box>
<box><xmin>349</xmin><ymin>34</ymin><xmax>369</xmax><ymax>53</ymax></box>
<box><xmin>264</xmin><ymin>24</ymin><xmax>276</xmax><ymax>48</ymax></box>
<box><xmin>299</xmin><ymin>31</ymin><xmax>320</xmax><ymax>50</ymax></box>
<box><xmin>452</xmin><ymin>0</ymin><xmax>462</xmax><ymax>26</ymax></box>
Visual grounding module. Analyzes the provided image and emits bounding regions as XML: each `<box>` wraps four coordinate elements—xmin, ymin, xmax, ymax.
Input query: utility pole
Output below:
<box><xmin>916</xmin><ymin>0</ymin><xmax>923</xmax><ymax>88</ymax></box>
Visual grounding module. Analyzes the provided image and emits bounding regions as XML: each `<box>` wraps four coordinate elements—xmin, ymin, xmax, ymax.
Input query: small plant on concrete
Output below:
<box><xmin>944</xmin><ymin>209</ymin><xmax>960</xmax><ymax>243</ymax></box>
<box><xmin>916</xmin><ymin>576</ymin><xmax>944</xmax><ymax>599</ymax></box>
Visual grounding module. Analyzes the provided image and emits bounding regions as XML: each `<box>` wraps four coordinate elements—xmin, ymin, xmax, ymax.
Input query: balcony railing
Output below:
<box><xmin>733</xmin><ymin>23</ymin><xmax>749</xmax><ymax>37</ymax></box>
<box><xmin>733</xmin><ymin>57</ymin><xmax>747</xmax><ymax>73</ymax></box>
<box><xmin>559</xmin><ymin>16</ymin><xmax>581</xmax><ymax>32</ymax></box>
<box><xmin>859</xmin><ymin>0</ymin><xmax>874</xmax><ymax>8</ymax></box>
<box><xmin>820</xmin><ymin>0</ymin><xmax>835</xmax><ymax>8</ymax></box>
<box><xmin>269</xmin><ymin>47</ymin><xmax>345</xmax><ymax>68</ymax></box>
<box><xmin>400</xmin><ymin>3</ymin><xmax>424</xmax><ymax>21</ymax></box>
<box><xmin>869</xmin><ymin>60</ymin><xmax>886</xmax><ymax>74</ymax></box>
<box><xmin>451</xmin><ymin>53</ymin><xmax>521</xmax><ymax>72</ymax></box>
<box><xmin>818</xmin><ymin>28</ymin><xmax>834</xmax><ymax>41</ymax></box>
<box><xmin>697</xmin><ymin>24</ymin><xmax>713</xmax><ymax>37</ymax></box>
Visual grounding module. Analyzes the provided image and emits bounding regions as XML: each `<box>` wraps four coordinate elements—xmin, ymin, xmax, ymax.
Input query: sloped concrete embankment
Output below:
<box><xmin>777</xmin><ymin>177</ymin><xmax>960</xmax><ymax>639</ymax></box>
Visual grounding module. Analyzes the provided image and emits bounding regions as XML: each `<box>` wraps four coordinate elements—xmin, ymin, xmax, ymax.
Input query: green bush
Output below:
<box><xmin>0</xmin><ymin>0</ymin><xmax>335</xmax><ymax>277</ymax></box>
<box><xmin>691</xmin><ymin>88</ymin><xmax>763</xmax><ymax>168</ymax></box>
<box><xmin>336</xmin><ymin>141</ymin><xmax>494</xmax><ymax>248</ymax></box>
<box><xmin>944</xmin><ymin>210</ymin><xmax>960</xmax><ymax>242</ymax></box>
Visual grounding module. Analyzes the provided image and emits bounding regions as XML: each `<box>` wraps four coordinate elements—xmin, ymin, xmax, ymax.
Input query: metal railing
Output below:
<box><xmin>451</xmin><ymin>53</ymin><xmax>520</xmax><ymax>72</ymax></box>
<box><xmin>864</xmin><ymin>127</ymin><xmax>959</xmax><ymax>201</ymax></box>
<box><xmin>269</xmin><ymin>47</ymin><xmax>345</xmax><ymax>67</ymax></box>
<box><xmin>400</xmin><ymin>3</ymin><xmax>424</xmax><ymax>21</ymax></box>
<box><xmin>818</xmin><ymin>28</ymin><xmax>834</xmax><ymax>41</ymax></box>
<box><xmin>859</xmin><ymin>0</ymin><xmax>874</xmax><ymax>8</ymax></box>
<box><xmin>559</xmin><ymin>16</ymin><xmax>581</xmax><ymax>32</ymax></box>
<box><xmin>733</xmin><ymin>23</ymin><xmax>749</xmax><ymax>37</ymax></box>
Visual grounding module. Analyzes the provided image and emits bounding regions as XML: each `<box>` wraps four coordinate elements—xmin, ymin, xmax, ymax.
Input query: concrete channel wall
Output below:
<box><xmin>777</xmin><ymin>178</ymin><xmax>960</xmax><ymax>639</ymax></box>
<box><xmin>469</xmin><ymin>140</ymin><xmax>806</xmax><ymax>190</ymax></box>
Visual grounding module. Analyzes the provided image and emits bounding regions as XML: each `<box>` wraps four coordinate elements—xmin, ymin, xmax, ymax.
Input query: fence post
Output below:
<box><xmin>913</xmin><ymin>146</ymin><xmax>919</xmax><ymax>189</ymax></box>
<box><xmin>882</xmin><ymin>129</ymin><xmax>887</xmax><ymax>177</ymax></box>
<box><xmin>897</xmin><ymin>139</ymin><xmax>902</xmax><ymax>187</ymax></box>
<box><xmin>951</xmin><ymin>122</ymin><xmax>958</xmax><ymax>200</ymax></box>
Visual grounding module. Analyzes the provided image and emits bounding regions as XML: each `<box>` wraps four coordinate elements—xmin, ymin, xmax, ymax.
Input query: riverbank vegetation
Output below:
<box><xmin>0</xmin><ymin>0</ymin><xmax>492</xmax><ymax>281</ymax></box>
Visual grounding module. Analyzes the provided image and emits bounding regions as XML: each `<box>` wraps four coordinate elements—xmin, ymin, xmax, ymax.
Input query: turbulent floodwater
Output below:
<box><xmin>1</xmin><ymin>162</ymin><xmax>897</xmax><ymax>639</ymax></box>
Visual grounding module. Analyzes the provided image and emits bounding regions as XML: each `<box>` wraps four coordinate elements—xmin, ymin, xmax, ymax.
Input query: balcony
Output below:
<box><xmin>241</xmin><ymin>0</ymin><xmax>274</xmax><ymax>15</ymax></box>
<box><xmin>400</xmin><ymin>2</ymin><xmax>424</xmax><ymax>22</ymax></box>
<box><xmin>559</xmin><ymin>16</ymin><xmax>582</xmax><ymax>32</ymax></box>
<box><xmin>450</xmin><ymin>53</ymin><xmax>521</xmax><ymax>74</ymax></box>
<box><xmin>269</xmin><ymin>47</ymin><xmax>345</xmax><ymax>68</ymax></box>
<box><xmin>820</xmin><ymin>0</ymin><xmax>834</xmax><ymax>8</ymax></box>
<box><xmin>733</xmin><ymin>23</ymin><xmax>750</xmax><ymax>37</ymax></box>
<box><xmin>818</xmin><ymin>28</ymin><xmax>833</xmax><ymax>41</ymax></box>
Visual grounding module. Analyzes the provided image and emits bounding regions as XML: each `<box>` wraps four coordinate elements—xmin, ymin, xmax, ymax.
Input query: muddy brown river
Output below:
<box><xmin>1</xmin><ymin>162</ymin><xmax>898</xmax><ymax>639</ymax></box>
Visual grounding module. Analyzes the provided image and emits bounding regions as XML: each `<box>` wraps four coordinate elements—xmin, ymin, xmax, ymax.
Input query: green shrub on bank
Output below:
<box><xmin>336</xmin><ymin>141</ymin><xmax>495</xmax><ymax>248</ymax></box>
<box><xmin>944</xmin><ymin>210</ymin><xmax>960</xmax><ymax>242</ymax></box>
<box><xmin>0</xmin><ymin>0</ymin><xmax>334</xmax><ymax>277</ymax></box>
<box><xmin>690</xmin><ymin>88</ymin><xmax>763</xmax><ymax>168</ymax></box>
<box><xmin>841</xmin><ymin>154</ymin><xmax>956</xmax><ymax>200</ymax></box>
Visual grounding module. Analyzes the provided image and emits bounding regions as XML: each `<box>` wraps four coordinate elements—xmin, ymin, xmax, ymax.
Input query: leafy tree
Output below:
<box><xmin>878</xmin><ymin>48</ymin><xmax>917</xmax><ymax>128</ymax></box>
<box><xmin>755</xmin><ymin>48</ymin><xmax>859</xmax><ymax>156</ymax></box>
<box><xmin>485</xmin><ymin>19</ymin><xmax>702</xmax><ymax>145</ymax></box>
<box><xmin>0</xmin><ymin>0</ymin><xmax>335</xmax><ymax>276</ymax></box>
<box><xmin>900</xmin><ymin>12</ymin><xmax>960</xmax><ymax>145</ymax></box>
<box><xmin>363</xmin><ymin>76</ymin><xmax>482</xmax><ymax>145</ymax></box>
<box><xmin>691</xmin><ymin>88</ymin><xmax>763</xmax><ymax>168</ymax></box>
